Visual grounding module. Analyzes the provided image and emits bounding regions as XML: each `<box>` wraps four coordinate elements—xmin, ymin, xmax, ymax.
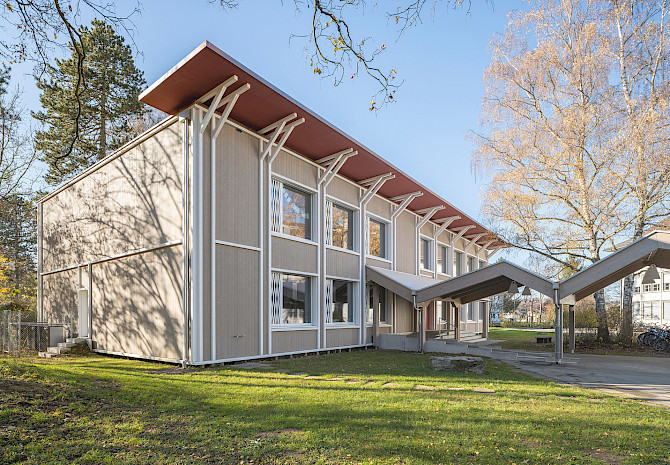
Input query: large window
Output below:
<box><xmin>651</xmin><ymin>301</ymin><xmax>661</xmax><ymax>320</ymax></box>
<box><xmin>437</xmin><ymin>245</ymin><xmax>448</xmax><ymax>274</ymax></box>
<box><xmin>453</xmin><ymin>250</ymin><xmax>463</xmax><ymax>276</ymax></box>
<box><xmin>633</xmin><ymin>302</ymin><xmax>641</xmax><ymax>318</ymax></box>
<box><xmin>330</xmin><ymin>279</ymin><xmax>354</xmax><ymax>323</ymax></box>
<box><xmin>420</xmin><ymin>238</ymin><xmax>433</xmax><ymax>270</ymax></box>
<box><xmin>331</xmin><ymin>203</ymin><xmax>353</xmax><ymax>250</ymax></box>
<box><xmin>664</xmin><ymin>301</ymin><xmax>670</xmax><ymax>320</ymax></box>
<box><xmin>368</xmin><ymin>218</ymin><xmax>387</xmax><ymax>258</ymax></box>
<box><xmin>282</xmin><ymin>185</ymin><xmax>311</xmax><ymax>239</ymax></box>
<box><xmin>280</xmin><ymin>274</ymin><xmax>312</xmax><ymax>324</ymax></box>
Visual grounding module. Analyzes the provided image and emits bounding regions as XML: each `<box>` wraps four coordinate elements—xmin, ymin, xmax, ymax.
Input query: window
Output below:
<box><xmin>272</xmin><ymin>180</ymin><xmax>312</xmax><ymax>240</ymax></box>
<box><xmin>453</xmin><ymin>250</ymin><xmax>463</xmax><ymax>276</ymax></box>
<box><xmin>651</xmin><ymin>301</ymin><xmax>661</xmax><ymax>320</ymax></box>
<box><xmin>467</xmin><ymin>256</ymin><xmax>476</xmax><ymax>273</ymax></box>
<box><xmin>329</xmin><ymin>279</ymin><xmax>354</xmax><ymax>323</ymax></box>
<box><xmin>280</xmin><ymin>274</ymin><xmax>311</xmax><ymax>324</ymax></box>
<box><xmin>643</xmin><ymin>283</ymin><xmax>660</xmax><ymax>292</ymax></box>
<box><xmin>633</xmin><ymin>302</ymin><xmax>641</xmax><ymax>318</ymax></box>
<box><xmin>665</xmin><ymin>282</ymin><xmax>670</xmax><ymax>292</ymax></box>
<box><xmin>368</xmin><ymin>218</ymin><xmax>386</xmax><ymax>258</ymax></box>
<box><xmin>479</xmin><ymin>260</ymin><xmax>486</xmax><ymax>269</ymax></box>
<box><xmin>633</xmin><ymin>286</ymin><xmax>641</xmax><ymax>293</ymax></box>
<box><xmin>643</xmin><ymin>302</ymin><xmax>652</xmax><ymax>319</ymax></box>
<box><xmin>664</xmin><ymin>301</ymin><xmax>670</xmax><ymax>320</ymax></box>
<box><xmin>437</xmin><ymin>245</ymin><xmax>448</xmax><ymax>274</ymax></box>
<box><xmin>420</xmin><ymin>238</ymin><xmax>433</xmax><ymax>270</ymax></box>
<box><xmin>330</xmin><ymin>203</ymin><xmax>353</xmax><ymax>250</ymax></box>
<box><xmin>436</xmin><ymin>301</ymin><xmax>448</xmax><ymax>322</ymax></box>
<box><xmin>467</xmin><ymin>303</ymin><xmax>475</xmax><ymax>321</ymax></box>
<box><xmin>367</xmin><ymin>285</ymin><xmax>389</xmax><ymax>325</ymax></box>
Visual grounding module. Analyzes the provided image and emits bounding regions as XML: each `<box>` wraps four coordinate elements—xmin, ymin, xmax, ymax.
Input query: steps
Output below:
<box><xmin>39</xmin><ymin>338</ymin><xmax>89</xmax><ymax>358</ymax></box>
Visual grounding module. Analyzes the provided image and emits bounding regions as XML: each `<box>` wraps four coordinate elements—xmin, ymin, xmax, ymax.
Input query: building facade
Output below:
<box><xmin>37</xmin><ymin>42</ymin><xmax>503</xmax><ymax>365</ymax></box>
<box><xmin>627</xmin><ymin>268</ymin><xmax>670</xmax><ymax>326</ymax></box>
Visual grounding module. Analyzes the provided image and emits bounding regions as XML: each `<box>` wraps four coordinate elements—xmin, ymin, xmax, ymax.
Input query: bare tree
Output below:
<box><xmin>607</xmin><ymin>0</ymin><xmax>670</xmax><ymax>345</ymax></box>
<box><xmin>472</xmin><ymin>0</ymin><xmax>631</xmax><ymax>341</ymax></box>
<box><xmin>211</xmin><ymin>0</ymin><xmax>476</xmax><ymax>110</ymax></box>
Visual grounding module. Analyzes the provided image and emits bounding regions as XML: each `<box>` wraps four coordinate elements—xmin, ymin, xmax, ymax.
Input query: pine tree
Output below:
<box><xmin>33</xmin><ymin>19</ymin><xmax>146</xmax><ymax>185</ymax></box>
<box><xmin>0</xmin><ymin>194</ymin><xmax>36</xmax><ymax>309</ymax></box>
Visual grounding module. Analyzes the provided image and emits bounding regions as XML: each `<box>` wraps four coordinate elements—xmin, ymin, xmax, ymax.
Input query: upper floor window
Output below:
<box><xmin>633</xmin><ymin>286</ymin><xmax>641</xmax><ymax>293</ymax></box>
<box><xmin>665</xmin><ymin>282</ymin><xmax>670</xmax><ymax>292</ymax></box>
<box><xmin>643</xmin><ymin>283</ymin><xmax>660</xmax><ymax>293</ymax></box>
<box><xmin>271</xmin><ymin>180</ymin><xmax>312</xmax><ymax>240</ymax></box>
<box><xmin>420</xmin><ymin>238</ymin><xmax>433</xmax><ymax>270</ymax></box>
<box><xmin>453</xmin><ymin>250</ymin><xmax>463</xmax><ymax>276</ymax></box>
<box><xmin>467</xmin><ymin>256</ymin><xmax>476</xmax><ymax>273</ymax></box>
<box><xmin>328</xmin><ymin>202</ymin><xmax>353</xmax><ymax>250</ymax></box>
<box><xmin>479</xmin><ymin>260</ymin><xmax>486</xmax><ymax>269</ymax></box>
<box><xmin>368</xmin><ymin>218</ymin><xmax>387</xmax><ymax>258</ymax></box>
<box><xmin>437</xmin><ymin>245</ymin><xmax>448</xmax><ymax>274</ymax></box>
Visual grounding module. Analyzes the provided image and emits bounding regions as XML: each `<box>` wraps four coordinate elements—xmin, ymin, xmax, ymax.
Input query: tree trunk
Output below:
<box><xmin>618</xmin><ymin>222</ymin><xmax>644</xmax><ymax>346</ymax></box>
<box><xmin>594</xmin><ymin>288</ymin><xmax>609</xmax><ymax>342</ymax></box>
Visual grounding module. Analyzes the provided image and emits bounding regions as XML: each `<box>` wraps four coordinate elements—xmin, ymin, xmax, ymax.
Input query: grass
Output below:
<box><xmin>488</xmin><ymin>327</ymin><xmax>670</xmax><ymax>357</ymax></box>
<box><xmin>1</xmin><ymin>349</ymin><xmax>669</xmax><ymax>464</ymax></box>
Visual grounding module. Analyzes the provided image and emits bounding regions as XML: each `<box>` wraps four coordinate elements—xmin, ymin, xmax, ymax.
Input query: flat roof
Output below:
<box><xmin>140</xmin><ymin>41</ymin><xmax>503</xmax><ymax>247</ymax></box>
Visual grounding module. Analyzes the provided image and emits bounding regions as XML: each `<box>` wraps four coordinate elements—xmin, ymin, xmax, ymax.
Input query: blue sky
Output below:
<box><xmin>10</xmin><ymin>0</ymin><xmax>518</xmax><ymax>253</ymax></box>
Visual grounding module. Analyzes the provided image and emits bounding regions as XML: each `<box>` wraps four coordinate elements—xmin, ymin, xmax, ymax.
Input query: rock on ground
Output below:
<box><xmin>430</xmin><ymin>356</ymin><xmax>486</xmax><ymax>374</ymax></box>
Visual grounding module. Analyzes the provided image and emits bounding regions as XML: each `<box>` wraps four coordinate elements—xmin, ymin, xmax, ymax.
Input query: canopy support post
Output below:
<box><xmin>568</xmin><ymin>304</ymin><xmax>575</xmax><ymax>353</ymax></box>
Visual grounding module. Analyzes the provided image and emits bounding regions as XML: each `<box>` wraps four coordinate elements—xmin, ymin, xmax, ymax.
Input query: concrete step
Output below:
<box><xmin>47</xmin><ymin>346</ymin><xmax>70</xmax><ymax>355</ymax></box>
<box><xmin>58</xmin><ymin>342</ymin><xmax>76</xmax><ymax>349</ymax></box>
<box><xmin>66</xmin><ymin>337</ymin><xmax>87</xmax><ymax>344</ymax></box>
<box><xmin>38</xmin><ymin>351</ymin><xmax>56</xmax><ymax>358</ymax></box>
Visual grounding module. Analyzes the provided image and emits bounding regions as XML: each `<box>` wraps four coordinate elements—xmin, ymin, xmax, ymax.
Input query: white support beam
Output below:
<box><xmin>211</xmin><ymin>84</ymin><xmax>251</xmax><ymax>138</ymax></box>
<box><xmin>391</xmin><ymin>191</ymin><xmax>423</xmax><ymax>221</ymax></box>
<box><xmin>487</xmin><ymin>245</ymin><xmax>502</xmax><ymax>261</ymax></box>
<box><xmin>360</xmin><ymin>173</ymin><xmax>395</xmax><ymax>205</ymax></box>
<box><xmin>451</xmin><ymin>225</ymin><xmax>475</xmax><ymax>245</ymax></box>
<box><xmin>200</xmin><ymin>75</ymin><xmax>238</xmax><ymax>133</ymax></box>
<box><xmin>479</xmin><ymin>240</ymin><xmax>494</xmax><ymax>255</ymax></box>
<box><xmin>318</xmin><ymin>149</ymin><xmax>357</xmax><ymax>186</ymax></box>
<box><xmin>464</xmin><ymin>233</ymin><xmax>485</xmax><ymax>252</ymax></box>
<box><xmin>260</xmin><ymin>112</ymin><xmax>298</xmax><ymax>135</ymax></box>
<box><xmin>316</xmin><ymin>148</ymin><xmax>354</xmax><ymax>165</ymax></box>
<box><xmin>268</xmin><ymin>118</ymin><xmax>306</xmax><ymax>163</ymax></box>
<box><xmin>199</xmin><ymin>75</ymin><xmax>239</xmax><ymax>105</ymax></box>
<box><xmin>433</xmin><ymin>215</ymin><xmax>460</xmax><ymax>237</ymax></box>
<box><xmin>416</xmin><ymin>206</ymin><xmax>444</xmax><ymax>231</ymax></box>
<box><xmin>359</xmin><ymin>173</ymin><xmax>393</xmax><ymax>187</ymax></box>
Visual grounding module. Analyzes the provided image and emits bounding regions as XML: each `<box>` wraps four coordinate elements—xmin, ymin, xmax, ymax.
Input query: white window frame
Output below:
<box><xmin>326</xmin><ymin>200</ymin><xmax>358</xmax><ymax>253</ymax></box>
<box><xmin>437</xmin><ymin>243</ymin><xmax>449</xmax><ymax>276</ymax></box>
<box><xmin>325</xmin><ymin>276</ymin><xmax>359</xmax><ymax>327</ymax></box>
<box><xmin>270</xmin><ymin>270</ymin><xmax>318</xmax><ymax>330</ymax></box>
<box><xmin>366</xmin><ymin>213</ymin><xmax>390</xmax><ymax>260</ymax></box>
<box><xmin>270</xmin><ymin>177</ymin><xmax>317</xmax><ymax>244</ymax></box>
<box><xmin>419</xmin><ymin>235</ymin><xmax>434</xmax><ymax>272</ymax></box>
<box><xmin>365</xmin><ymin>284</ymin><xmax>392</xmax><ymax>327</ymax></box>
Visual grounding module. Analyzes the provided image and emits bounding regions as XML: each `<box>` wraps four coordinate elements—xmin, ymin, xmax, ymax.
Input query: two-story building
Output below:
<box><xmin>37</xmin><ymin>42</ymin><xmax>504</xmax><ymax>365</ymax></box>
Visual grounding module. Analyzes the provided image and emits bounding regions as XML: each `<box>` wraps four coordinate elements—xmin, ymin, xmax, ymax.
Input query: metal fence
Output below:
<box><xmin>0</xmin><ymin>310</ymin><xmax>70</xmax><ymax>355</ymax></box>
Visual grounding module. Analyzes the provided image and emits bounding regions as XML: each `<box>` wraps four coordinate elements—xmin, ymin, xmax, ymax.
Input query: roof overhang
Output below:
<box><xmin>139</xmin><ymin>41</ymin><xmax>504</xmax><ymax>247</ymax></box>
<box><xmin>559</xmin><ymin>231</ymin><xmax>670</xmax><ymax>302</ymax></box>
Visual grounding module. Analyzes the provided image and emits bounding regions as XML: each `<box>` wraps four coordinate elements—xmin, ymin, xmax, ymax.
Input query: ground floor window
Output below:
<box><xmin>367</xmin><ymin>285</ymin><xmax>389</xmax><ymax>325</ymax></box>
<box><xmin>271</xmin><ymin>272</ymin><xmax>312</xmax><ymax>325</ymax></box>
<box><xmin>633</xmin><ymin>302</ymin><xmax>641</xmax><ymax>318</ymax></box>
<box><xmin>467</xmin><ymin>302</ymin><xmax>475</xmax><ymax>321</ymax></box>
<box><xmin>328</xmin><ymin>279</ymin><xmax>354</xmax><ymax>323</ymax></box>
<box><xmin>664</xmin><ymin>301</ymin><xmax>670</xmax><ymax>320</ymax></box>
<box><xmin>642</xmin><ymin>301</ymin><xmax>661</xmax><ymax>320</ymax></box>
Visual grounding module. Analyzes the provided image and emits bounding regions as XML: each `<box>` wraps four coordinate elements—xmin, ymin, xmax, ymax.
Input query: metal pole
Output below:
<box><xmin>554</xmin><ymin>288</ymin><xmax>563</xmax><ymax>364</ymax></box>
<box><xmin>569</xmin><ymin>304</ymin><xmax>575</xmax><ymax>354</ymax></box>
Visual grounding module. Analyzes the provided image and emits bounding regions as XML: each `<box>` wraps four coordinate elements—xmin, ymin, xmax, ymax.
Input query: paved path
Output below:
<box><xmin>507</xmin><ymin>353</ymin><xmax>670</xmax><ymax>408</ymax></box>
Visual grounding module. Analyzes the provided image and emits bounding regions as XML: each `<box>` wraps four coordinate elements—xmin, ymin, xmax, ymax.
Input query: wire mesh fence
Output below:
<box><xmin>0</xmin><ymin>310</ymin><xmax>69</xmax><ymax>355</ymax></box>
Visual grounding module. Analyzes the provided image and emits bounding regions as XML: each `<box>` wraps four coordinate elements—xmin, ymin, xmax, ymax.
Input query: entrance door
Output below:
<box><xmin>78</xmin><ymin>288</ymin><xmax>89</xmax><ymax>338</ymax></box>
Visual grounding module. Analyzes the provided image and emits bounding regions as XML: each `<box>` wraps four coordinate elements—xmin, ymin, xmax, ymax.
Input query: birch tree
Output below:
<box><xmin>607</xmin><ymin>0</ymin><xmax>670</xmax><ymax>345</ymax></box>
<box><xmin>472</xmin><ymin>0</ymin><xmax>629</xmax><ymax>341</ymax></box>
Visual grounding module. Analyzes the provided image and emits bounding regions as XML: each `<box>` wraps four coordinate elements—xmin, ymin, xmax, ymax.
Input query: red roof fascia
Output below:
<box><xmin>139</xmin><ymin>41</ymin><xmax>503</xmax><ymax>247</ymax></box>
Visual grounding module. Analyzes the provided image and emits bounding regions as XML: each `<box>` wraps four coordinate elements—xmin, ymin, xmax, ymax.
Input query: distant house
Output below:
<box><xmin>37</xmin><ymin>42</ymin><xmax>504</xmax><ymax>365</ymax></box>
<box><xmin>615</xmin><ymin>218</ymin><xmax>670</xmax><ymax>326</ymax></box>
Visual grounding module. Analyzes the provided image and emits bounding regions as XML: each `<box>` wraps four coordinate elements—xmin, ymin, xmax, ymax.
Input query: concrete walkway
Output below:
<box><xmin>507</xmin><ymin>353</ymin><xmax>670</xmax><ymax>408</ymax></box>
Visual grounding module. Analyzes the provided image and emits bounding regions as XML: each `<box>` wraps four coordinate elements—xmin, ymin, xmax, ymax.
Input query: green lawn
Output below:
<box><xmin>1</xmin><ymin>349</ymin><xmax>669</xmax><ymax>464</ymax></box>
<box><xmin>488</xmin><ymin>328</ymin><xmax>554</xmax><ymax>351</ymax></box>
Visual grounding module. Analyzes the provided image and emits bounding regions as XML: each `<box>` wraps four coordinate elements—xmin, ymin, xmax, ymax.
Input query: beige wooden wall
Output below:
<box><xmin>41</xmin><ymin>119</ymin><xmax>185</xmax><ymax>361</ymax></box>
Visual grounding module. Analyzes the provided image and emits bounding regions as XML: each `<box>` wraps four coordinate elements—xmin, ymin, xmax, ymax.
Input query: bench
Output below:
<box><xmin>536</xmin><ymin>336</ymin><xmax>553</xmax><ymax>344</ymax></box>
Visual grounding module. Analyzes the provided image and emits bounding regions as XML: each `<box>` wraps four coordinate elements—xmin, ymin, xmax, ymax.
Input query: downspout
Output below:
<box><xmin>181</xmin><ymin>111</ymin><xmax>191</xmax><ymax>367</ymax></box>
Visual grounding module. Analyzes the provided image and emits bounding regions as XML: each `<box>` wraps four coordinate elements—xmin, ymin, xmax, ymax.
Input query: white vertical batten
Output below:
<box><xmin>317</xmin><ymin>176</ymin><xmax>324</xmax><ymax>349</ymax></box>
<box><xmin>258</xmin><ymin>138</ymin><xmax>264</xmax><ymax>355</ymax></box>
<box><xmin>191</xmin><ymin>107</ymin><xmax>203</xmax><ymax>363</ymax></box>
<box><xmin>181</xmin><ymin>112</ymin><xmax>190</xmax><ymax>365</ymax></box>
<box><xmin>37</xmin><ymin>202</ymin><xmax>43</xmax><ymax>322</ymax></box>
<box><xmin>267</xmin><ymin>152</ymin><xmax>273</xmax><ymax>354</ymax></box>
<box><xmin>211</xmin><ymin>126</ymin><xmax>217</xmax><ymax>361</ymax></box>
<box><xmin>87</xmin><ymin>263</ymin><xmax>92</xmax><ymax>339</ymax></box>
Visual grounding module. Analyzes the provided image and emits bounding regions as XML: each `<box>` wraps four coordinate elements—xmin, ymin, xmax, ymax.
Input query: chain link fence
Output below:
<box><xmin>0</xmin><ymin>310</ymin><xmax>70</xmax><ymax>355</ymax></box>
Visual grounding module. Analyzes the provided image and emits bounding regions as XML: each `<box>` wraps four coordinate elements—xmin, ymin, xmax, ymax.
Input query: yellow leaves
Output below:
<box><xmin>5</xmin><ymin>2</ymin><xmax>12</xmax><ymax>12</ymax></box>
<box><xmin>313</xmin><ymin>68</ymin><xmax>322</xmax><ymax>75</ymax></box>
